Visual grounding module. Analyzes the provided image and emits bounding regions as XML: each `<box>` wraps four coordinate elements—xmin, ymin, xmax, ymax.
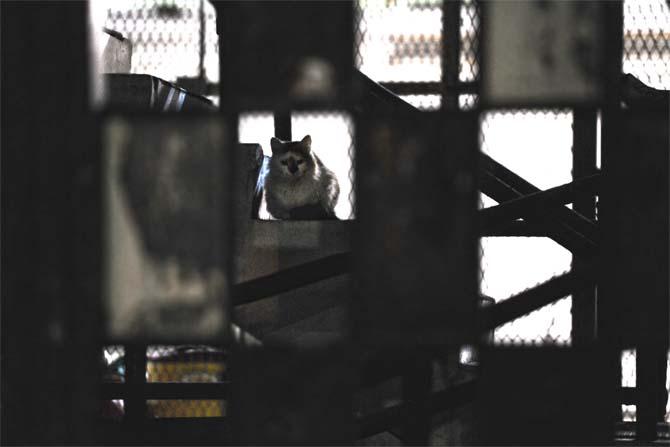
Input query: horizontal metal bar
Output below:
<box><xmin>233</xmin><ymin>252</ymin><xmax>350</xmax><ymax>306</ymax></box>
<box><xmin>481</xmin><ymin>174</ymin><xmax>601</xmax><ymax>231</ymax></box>
<box><xmin>481</xmin><ymin>220</ymin><xmax>550</xmax><ymax>237</ymax></box>
<box><xmin>101</xmin><ymin>382</ymin><xmax>229</xmax><ymax>400</ymax></box>
<box><xmin>481</xmin><ymin>157</ymin><xmax>598</xmax><ymax>257</ymax></box>
<box><xmin>619</xmin><ymin>386</ymin><xmax>637</xmax><ymax>405</ymax></box>
<box><xmin>378</xmin><ymin>81</ymin><xmax>479</xmax><ymax>96</ymax></box>
<box><xmin>479</xmin><ymin>267</ymin><xmax>596</xmax><ymax>331</ymax></box>
<box><xmin>379</xmin><ymin>81</ymin><xmax>442</xmax><ymax>95</ymax></box>
<box><xmin>481</xmin><ymin>171</ymin><xmax>596</xmax><ymax>256</ymax></box>
<box><xmin>481</xmin><ymin>154</ymin><xmax>598</xmax><ymax>241</ymax></box>
<box><xmin>97</xmin><ymin>417</ymin><xmax>229</xmax><ymax>445</ymax></box>
<box><xmin>355</xmin><ymin>71</ymin><xmax>595</xmax><ymax>255</ymax></box>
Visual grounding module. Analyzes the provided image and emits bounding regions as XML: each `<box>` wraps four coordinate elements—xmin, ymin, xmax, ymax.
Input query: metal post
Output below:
<box><xmin>124</xmin><ymin>344</ymin><xmax>148</xmax><ymax>424</ymax></box>
<box><xmin>442</xmin><ymin>0</ymin><xmax>461</xmax><ymax>110</ymax></box>
<box><xmin>199</xmin><ymin>0</ymin><xmax>206</xmax><ymax>84</ymax></box>
<box><xmin>571</xmin><ymin>108</ymin><xmax>598</xmax><ymax>346</ymax></box>
<box><xmin>636</xmin><ymin>343</ymin><xmax>665</xmax><ymax>442</ymax></box>
<box><xmin>598</xmin><ymin>0</ymin><xmax>624</xmax><ymax>435</ymax></box>
<box><xmin>273</xmin><ymin>109</ymin><xmax>292</xmax><ymax>141</ymax></box>
<box><xmin>402</xmin><ymin>352</ymin><xmax>432</xmax><ymax>445</ymax></box>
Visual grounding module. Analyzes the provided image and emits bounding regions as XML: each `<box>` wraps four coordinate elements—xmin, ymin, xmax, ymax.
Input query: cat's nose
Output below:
<box><xmin>289</xmin><ymin>165</ymin><xmax>298</xmax><ymax>174</ymax></box>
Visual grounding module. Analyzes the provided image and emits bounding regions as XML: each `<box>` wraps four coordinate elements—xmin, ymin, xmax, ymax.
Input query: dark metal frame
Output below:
<box><xmin>102</xmin><ymin>0</ymin><xmax>642</xmax><ymax>443</ymax></box>
<box><xmin>5</xmin><ymin>0</ymin><xmax>667</xmax><ymax>444</ymax></box>
<box><xmin>103</xmin><ymin>0</ymin><xmax>670</xmax><ymax>442</ymax></box>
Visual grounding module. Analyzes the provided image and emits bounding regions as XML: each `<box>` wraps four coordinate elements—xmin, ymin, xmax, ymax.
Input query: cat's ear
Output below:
<box><xmin>301</xmin><ymin>135</ymin><xmax>312</xmax><ymax>152</ymax></box>
<box><xmin>270</xmin><ymin>137</ymin><xmax>282</xmax><ymax>154</ymax></box>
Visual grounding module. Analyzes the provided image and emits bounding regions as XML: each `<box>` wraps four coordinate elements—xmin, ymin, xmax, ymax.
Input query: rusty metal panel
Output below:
<box><xmin>103</xmin><ymin>115</ymin><xmax>232</xmax><ymax>341</ymax></box>
<box><xmin>481</xmin><ymin>1</ymin><xmax>610</xmax><ymax>107</ymax></box>
<box><xmin>354</xmin><ymin>111</ymin><xmax>478</xmax><ymax>346</ymax></box>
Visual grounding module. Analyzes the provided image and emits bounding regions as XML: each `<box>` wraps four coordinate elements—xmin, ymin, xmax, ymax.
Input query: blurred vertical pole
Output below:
<box><xmin>571</xmin><ymin>108</ymin><xmax>597</xmax><ymax>346</ymax></box>
<box><xmin>597</xmin><ymin>0</ymin><xmax>624</xmax><ymax>437</ymax></box>
<box><xmin>274</xmin><ymin>109</ymin><xmax>292</xmax><ymax>140</ymax></box>
<box><xmin>637</xmin><ymin>343</ymin><xmax>661</xmax><ymax>441</ymax></box>
<box><xmin>124</xmin><ymin>344</ymin><xmax>148</xmax><ymax>424</ymax></box>
<box><xmin>2</xmin><ymin>1</ymin><xmax>98</xmax><ymax>444</ymax></box>
<box><xmin>442</xmin><ymin>0</ymin><xmax>461</xmax><ymax>111</ymax></box>
<box><xmin>216</xmin><ymin>1</ymin><xmax>356</xmax><ymax>442</ymax></box>
<box><xmin>199</xmin><ymin>0</ymin><xmax>205</xmax><ymax>84</ymax></box>
<box><xmin>402</xmin><ymin>352</ymin><xmax>432</xmax><ymax>446</ymax></box>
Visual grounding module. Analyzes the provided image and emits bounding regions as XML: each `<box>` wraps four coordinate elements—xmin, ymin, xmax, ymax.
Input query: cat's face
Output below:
<box><xmin>270</xmin><ymin>135</ymin><xmax>314</xmax><ymax>179</ymax></box>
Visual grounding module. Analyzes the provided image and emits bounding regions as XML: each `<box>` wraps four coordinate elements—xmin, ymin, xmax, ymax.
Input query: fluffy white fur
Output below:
<box><xmin>264</xmin><ymin>135</ymin><xmax>339</xmax><ymax>219</ymax></box>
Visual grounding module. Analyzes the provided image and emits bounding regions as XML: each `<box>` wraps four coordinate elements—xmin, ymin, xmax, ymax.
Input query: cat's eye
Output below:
<box><xmin>296</xmin><ymin>160</ymin><xmax>304</xmax><ymax>165</ymax></box>
<box><xmin>281</xmin><ymin>160</ymin><xmax>288</xmax><ymax>165</ymax></box>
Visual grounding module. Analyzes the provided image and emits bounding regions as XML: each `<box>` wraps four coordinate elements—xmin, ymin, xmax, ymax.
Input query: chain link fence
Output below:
<box><xmin>101</xmin><ymin>346</ymin><xmax>125</xmax><ymax>420</ymax></box>
<box><xmin>620</xmin><ymin>349</ymin><xmax>670</xmax><ymax>423</ymax></box>
<box><xmin>620</xmin><ymin>0</ymin><xmax>670</xmax><ymax>425</ymax></box>
<box><xmin>356</xmin><ymin>0</ymin><xmax>442</xmax><ymax>83</ymax></box>
<box><xmin>101</xmin><ymin>345</ymin><xmax>226</xmax><ymax>418</ymax></box>
<box><xmin>480</xmin><ymin>110</ymin><xmax>575</xmax><ymax>346</ymax></box>
<box><xmin>623</xmin><ymin>0</ymin><xmax>670</xmax><ymax>89</ymax></box>
<box><xmin>356</xmin><ymin>0</ymin><xmax>575</xmax><ymax>346</ymax></box>
<box><xmin>291</xmin><ymin>112</ymin><xmax>355</xmax><ymax>220</ymax></box>
<box><xmin>147</xmin><ymin>345</ymin><xmax>226</xmax><ymax>418</ymax></box>
<box><xmin>102</xmin><ymin>0</ymin><xmax>218</xmax><ymax>97</ymax></box>
<box><xmin>97</xmin><ymin>0</ymin><xmax>669</xmax><ymax>424</ymax></box>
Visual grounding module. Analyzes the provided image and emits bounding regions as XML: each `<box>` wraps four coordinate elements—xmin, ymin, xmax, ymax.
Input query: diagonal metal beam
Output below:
<box><xmin>479</xmin><ymin>265</ymin><xmax>596</xmax><ymax>332</ymax></box>
<box><xmin>355</xmin><ymin>69</ymin><xmax>598</xmax><ymax>255</ymax></box>
<box><xmin>481</xmin><ymin>153</ymin><xmax>598</xmax><ymax>239</ymax></box>
<box><xmin>481</xmin><ymin>220</ymin><xmax>549</xmax><ymax>237</ymax></box>
<box><xmin>480</xmin><ymin>174</ymin><xmax>601</xmax><ymax>231</ymax></box>
<box><xmin>233</xmin><ymin>252</ymin><xmax>350</xmax><ymax>306</ymax></box>
<box><xmin>481</xmin><ymin>154</ymin><xmax>598</xmax><ymax>257</ymax></box>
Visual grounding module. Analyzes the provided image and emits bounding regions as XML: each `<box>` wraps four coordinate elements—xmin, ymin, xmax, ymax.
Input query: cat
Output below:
<box><xmin>264</xmin><ymin>135</ymin><xmax>340</xmax><ymax>220</ymax></box>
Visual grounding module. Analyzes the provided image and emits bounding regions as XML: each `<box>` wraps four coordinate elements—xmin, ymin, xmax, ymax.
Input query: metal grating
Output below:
<box><xmin>291</xmin><ymin>112</ymin><xmax>355</xmax><ymax>220</ymax></box>
<box><xmin>399</xmin><ymin>94</ymin><xmax>442</xmax><ymax>110</ymax></box>
<box><xmin>101</xmin><ymin>346</ymin><xmax>125</xmax><ymax>419</ymax></box>
<box><xmin>101</xmin><ymin>345</ymin><xmax>226</xmax><ymax>419</ymax></box>
<box><xmin>623</xmin><ymin>0</ymin><xmax>670</xmax><ymax>89</ymax></box>
<box><xmin>102</xmin><ymin>0</ymin><xmax>218</xmax><ymax>84</ymax></box>
<box><xmin>146</xmin><ymin>345</ymin><xmax>226</xmax><ymax>383</ymax></box>
<box><xmin>95</xmin><ymin>0</ymin><xmax>669</xmax><ymax>426</ymax></box>
<box><xmin>459</xmin><ymin>93</ymin><xmax>478</xmax><ymax>110</ymax></box>
<box><xmin>238</xmin><ymin>112</ymin><xmax>275</xmax><ymax>151</ymax></box>
<box><xmin>480</xmin><ymin>110</ymin><xmax>574</xmax><ymax>345</ymax></box>
<box><xmin>147</xmin><ymin>399</ymin><xmax>226</xmax><ymax>418</ymax></box>
<box><xmin>355</xmin><ymin>0</ymin><xmax>443</xmax><ymax>83</ymax></box>
<box><xmin>619</xmin><ymin>349</ymin><xmax>670</xmax><ymax>423</ymax></box>
<box><xmin>459</xmin><ymin>0</ymin><xmax>480</xmax><ymax>83</ymax></box>
<box><xmin>620</xmin><ymin>0</ymin><xmax>670</xmax><ymax>425</ymax></box>
<box><xmin>102</xmin><ymin>345</ymin><xmax>125</xmax><ymax>382</ymax></box>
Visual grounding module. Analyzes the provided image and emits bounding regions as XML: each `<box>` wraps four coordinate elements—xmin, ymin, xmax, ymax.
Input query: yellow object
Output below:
<box><xmin>147</xmin><ymin>399</ymin><xmax>225</xmax><ymax>418</ymax></box>
<box><xmin>146</xmin><ymin>359</ymin><xmax>226</xmax><ymax>418</ymax></box>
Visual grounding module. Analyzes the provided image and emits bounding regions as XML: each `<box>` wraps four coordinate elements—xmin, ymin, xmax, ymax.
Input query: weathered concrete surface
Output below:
<box><xmin>232</xmin><ymin>144</ymin><xmax>351</xmax><ymax>347</ymax></box>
